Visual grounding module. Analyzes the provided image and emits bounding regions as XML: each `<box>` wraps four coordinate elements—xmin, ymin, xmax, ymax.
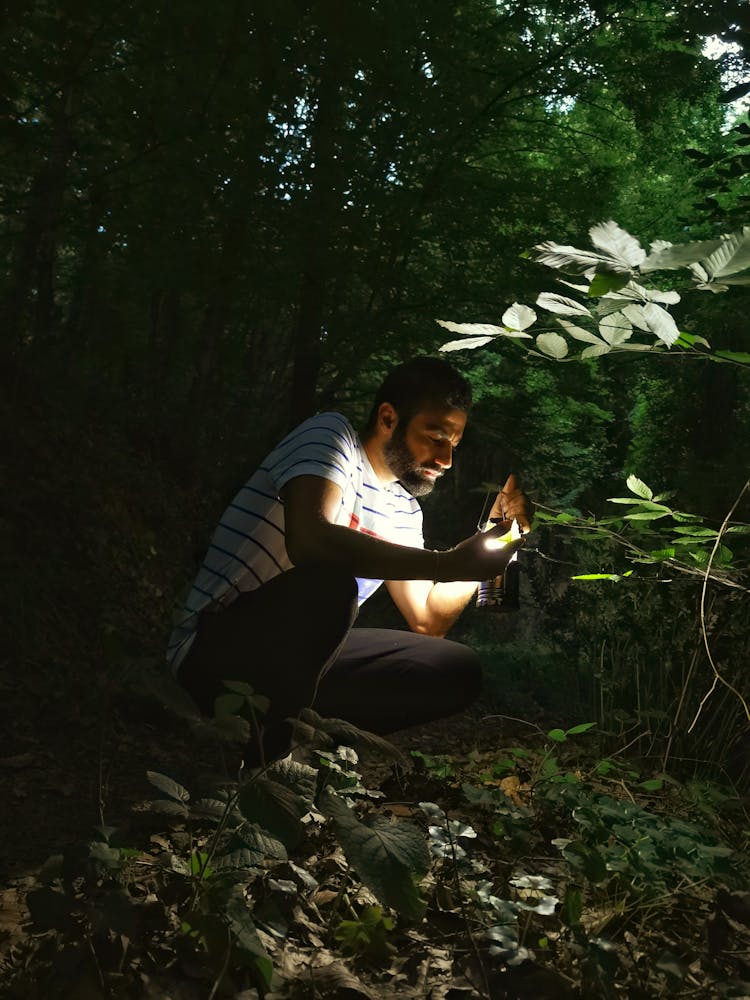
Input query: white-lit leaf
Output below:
<box><xmin>589</xmin><ymin>220</ymin><xmax>645</xmax><ymax>269</ymax></box>
<box><xmin>557</xmin><ymin>319</ymin><xmax>602</xmax><ymax>344</ymax></box>
<box><xmin>536</xmin><ymin>292</ymin><xmax>591</xmax><ymax>317</ymax></box>
<box><xmin>622</xmin><ymin>303</ymin><xmax>679</xmax><ymax>346</ymax></box>
<box><xmin>581</xmin><ymin>343</ymin><xmax>611</xmax><ymax>359</ymax></box>
<box><xmin>502</xmin><ymin>302</ymin><xmax>537</xmax><ymax>331</ymax></box>
<box><xmin>703</xmin><ymin>227</ymin><xmax>750</xmax><ymax>278</ymax></box>
<box><xmin>535</xmin><ymin>332</ymin><xmax>569</xmax><ymax>359</ymax></box>
<box><xmin>558</xmin><ymin>279</ymin><xmax>592</xmax><ymax>294</ymax></box>
<box><xmin>532</xmin><ymin>241</ymin><xmax>607</xmax><ymax>273</ymax></box>
<box><xmin>599</xmin><ymin>280</ymin><xmax>680</xmax><ymax>309</ymax></box>
<box><xmin>642</xmin><ymin>302</ymin><xmax>680</xmax><ymax>346</ymax></box>
<box><xmin>626</xmin><ymin>475</ymin><xmax>653</xmax><ymax>500</ymax></box>
<box><xmin>439</xmin><ymin>336</ymin><xmax>494</xmax><ymax>352</ymax></box>
<box><xmin>599</xmin><ymin>314</ymin><xmax>632</xmax><ymax>346</ymax></box>
<box><xmin>435</xmin><ymin>320</ymin><xmax>503</xmax><ymax>337</ymax></box>
<box><xmin>641</xmin><ymin>237</ymin><xmax>724</xmax><ymax>272</ymax></box>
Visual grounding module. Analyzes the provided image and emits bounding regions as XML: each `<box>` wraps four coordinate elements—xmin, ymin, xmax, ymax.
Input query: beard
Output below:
<box><xmin>383</xmin><ymin>431</ymin><xmax>443</xmax><ymax>497</ymax></box>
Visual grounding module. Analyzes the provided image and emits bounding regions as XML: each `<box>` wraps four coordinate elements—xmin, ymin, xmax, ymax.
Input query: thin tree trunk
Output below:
<box><xmin>288</xmin><ymin>25</ymin><xmax>347</xmax><ymax>428</ymax></box>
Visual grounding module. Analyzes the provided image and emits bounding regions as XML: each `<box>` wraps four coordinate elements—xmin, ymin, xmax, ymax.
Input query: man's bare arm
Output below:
<box><xmin>282</xmin><ymin>476</ymin><xmax>523</xmax><ymax>584</ymax></box>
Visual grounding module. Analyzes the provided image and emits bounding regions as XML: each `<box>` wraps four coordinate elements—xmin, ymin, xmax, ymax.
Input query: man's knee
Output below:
<box><xmin>441</xmin><ymin>640</ymin><xmax>482</xmax><ymax>707</ymax></box>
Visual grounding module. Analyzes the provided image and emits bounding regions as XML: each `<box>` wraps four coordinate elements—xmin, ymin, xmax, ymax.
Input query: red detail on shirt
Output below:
<box><xmin>348</xmin><ymin>513</ymin><xmax>385</xmax><ymax>540</ymax></box>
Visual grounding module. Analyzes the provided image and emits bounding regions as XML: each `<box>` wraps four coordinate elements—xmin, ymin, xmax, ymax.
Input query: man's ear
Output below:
<box><xmin>378</xmin><ymin>402</ymin><xmax>398</xmax><ymax>436</ymax></box>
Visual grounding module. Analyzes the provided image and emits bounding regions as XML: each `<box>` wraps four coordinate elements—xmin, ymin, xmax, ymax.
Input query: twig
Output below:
<box><xmin>688</xmin><ymin>480</ymin><xmax>750</xmax><ymax>732</ymax></box>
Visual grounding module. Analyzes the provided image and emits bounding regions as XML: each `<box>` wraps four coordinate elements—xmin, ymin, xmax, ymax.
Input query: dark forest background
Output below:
<box><xmin>2</xmin><ymin>0</ymin><xmax>749</xmax><ymax>803</ymax></box>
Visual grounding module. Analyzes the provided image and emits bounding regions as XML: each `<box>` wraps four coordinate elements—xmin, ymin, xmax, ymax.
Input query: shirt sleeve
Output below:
<box><xmin>265</xmin><ymin>413</ymin><xmax>358</xmax><ymax>494</ymax></box>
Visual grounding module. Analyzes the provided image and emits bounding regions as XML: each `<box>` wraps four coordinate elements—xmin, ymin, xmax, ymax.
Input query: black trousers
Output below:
<box><xmin>176</xmin><ymin>565</ymin><xmax>482</xmax><ymax>742</ymax></box>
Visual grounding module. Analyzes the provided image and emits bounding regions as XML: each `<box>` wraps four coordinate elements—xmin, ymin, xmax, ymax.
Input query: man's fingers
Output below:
<box><xmin>502</xmin><ymin>472</ymin><xmax>519</xmax><ymax>494</ymax></box>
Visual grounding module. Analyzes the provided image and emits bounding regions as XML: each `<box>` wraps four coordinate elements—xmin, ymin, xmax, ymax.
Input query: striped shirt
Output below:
<box><xmin>167</xmin><ymin>412</ymin><xmax>424</xmax><ymax>671</ymax></box>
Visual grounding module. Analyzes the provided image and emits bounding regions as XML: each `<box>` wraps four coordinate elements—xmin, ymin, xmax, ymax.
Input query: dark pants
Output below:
<box><xmin>176</xmin><ymin>565</ymin><xmax>482</xmax><ymax>747</ymax></box>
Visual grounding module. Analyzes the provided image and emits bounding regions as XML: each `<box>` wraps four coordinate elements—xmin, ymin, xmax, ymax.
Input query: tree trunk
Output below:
<box><xmin>4</xmin><ymin>83</ymin><xmax>74</xmax><ymax>352</ymax></box>
<box><xmin>288</xmin><ymin>23</ymin><xmax>347</xmax><ymax>428</ymax></box>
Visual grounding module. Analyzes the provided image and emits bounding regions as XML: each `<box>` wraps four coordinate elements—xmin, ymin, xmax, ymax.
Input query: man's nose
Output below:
<box><xmin>434</xmin><ymin>443</ymin><xmax>453</xmax><ymax>468</ymax></box>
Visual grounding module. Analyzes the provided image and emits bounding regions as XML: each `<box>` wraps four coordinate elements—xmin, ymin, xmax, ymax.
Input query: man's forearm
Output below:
<box><xmin>424</xmin><ymin>580</ymin><xmax>479</xmax><ymax>636</ymax></box>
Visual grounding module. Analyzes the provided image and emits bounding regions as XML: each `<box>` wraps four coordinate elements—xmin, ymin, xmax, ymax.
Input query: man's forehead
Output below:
<box><xmin>412</xmin><ymin>405</ymin><xmax>467</xmax><ymax>434</ymax></box>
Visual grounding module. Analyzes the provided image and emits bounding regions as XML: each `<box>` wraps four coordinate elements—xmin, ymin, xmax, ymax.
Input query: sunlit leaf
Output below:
<box><xmin>435</xmin><ymin>320</ymin><xmax>504</xmax><ymax>338</ymax></box>
<box><xmin>624</xmin><ymin>511</ymin><xmax>670</xmax><ymax>520</ymax></box>
<box><xmin>502</xmin><ymin>302</ymin><xmax>537</xmax><ymax>330</ymax></box>
<box><xmin>641</xmin><ymin>237</ymin><xmax>725</xmax><ymax>272</ymax></box>
<box><xmin>439</xmin><ymin>336</ymin><xmax>495</xmax><ymax>352</ymax></box>
<box><xmin>535</xmin><ymin>332</ymin><xmax>569</xmax><ymax>359</ymax></box>
<box><xmin>672</xmin><ymin>526</ymin><xmax>718</xmax><ymax>537</ymax></box>
<box><xmin>581</xmin><ymin>343</ymin><xmax>612</xmax><ymax>359</ymax></box>
<box><xmin>531</xmin><ymin>241</ymin><xmax>607</xmax><ymax>273</ymax></box>
<box><xmin>556</xmin><ymin>319</ymin><xmax>602</xmax><ymax>344</ymax></box>
<box><xmin>571</xmin><ymin>573</ymin><xmax>627</xmax><ymax>581</ymax></box>
<box><xmin>589</xmin><ymin>220</ymin><xmax>645</xmax><ymax>269</ymax></box>
<box><xmin>599</xmin><ymin>313</ymin><xmax>632</xmax><ymax>346</ymax></box>
<box><xmin>626</xmin><ymin>475</ymin><xmax>653</xmax><ymax>500</ymax></box>
<box><xmin>536</xmin><ymin>292</ymin><xmax>592</xmax><ymax>316</ymax></box>
<box><xmin>703</xmin><ymin>226</ymin><xmax>750</xmax><ymax>278</ymax></box>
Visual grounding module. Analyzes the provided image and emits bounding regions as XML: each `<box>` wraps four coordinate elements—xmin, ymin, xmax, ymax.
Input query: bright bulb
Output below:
<box><xmin>483</xmin><ymin>518</ymin><xmax>521</xmax><ymax>555</ymax></box>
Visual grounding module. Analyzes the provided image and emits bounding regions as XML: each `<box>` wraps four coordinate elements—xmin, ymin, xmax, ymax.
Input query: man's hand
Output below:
<box><xmin>438</xmin><ymin>523</ymin><xmax>525</xmax><ymax>582</ymax></box>
<box><xmin>488</xmin><ymin>473</ymin><xmax>534</xmax><ymax>534</ymax></box>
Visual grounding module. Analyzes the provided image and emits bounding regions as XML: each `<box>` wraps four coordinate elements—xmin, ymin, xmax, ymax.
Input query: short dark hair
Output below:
<box><xmin>362</xmin><ymin>357</ymin><xmax>472</xmax><ymax>437</ymax></box>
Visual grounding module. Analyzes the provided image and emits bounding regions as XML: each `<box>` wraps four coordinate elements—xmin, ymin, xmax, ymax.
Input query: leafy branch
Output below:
<box><xmin>533</xmin><ymin>475</ymin><xmax>750</xmax><ymax>593</ymax></box>
<box><xmin>437</xmin><ymin>220</ymin><xmax>750</xmax><ymax>366</ymax></box>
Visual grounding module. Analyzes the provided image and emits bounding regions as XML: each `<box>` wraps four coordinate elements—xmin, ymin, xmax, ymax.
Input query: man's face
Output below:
<box><xmin>383</xmin><ymin>405</ymin><xmax>467</xmax><ymax>497</ymax></box>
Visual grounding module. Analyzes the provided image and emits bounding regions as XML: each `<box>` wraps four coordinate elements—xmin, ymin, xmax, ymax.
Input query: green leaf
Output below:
<box><xmin>561</xmin><ymin>887</ymin><xmax>583</xmax><ymax>926</ymax></box>
<box><xmin>225</xmin><ymin>894</ymin><xmax>273</xmax><ymax>987</ymax></box>
<box><xmin>266</xmin><ymin>756</ymin><xmax>317</xmax><ymax>805</ymax></box>
<box><xmin>672</xmin><ymin>526</ymin><xmax>719</xmax><ymax>537</ymax></box>
<box><xmin>588</xmin><ymin>271</ymin><xmax>631</xmax><ymax>297</ymax></box>
<box><xmin>624</xmin><ymin>511</ymin><xmax>670</xmax><ymax>521</ymax></box>
<box><xmin>726</xmin><ymin>525</ymin><xmax>750</xmax><ymax>535</ymax></box>
<box><xmin>638</xmin><ymin>779</ymin><xmax>664</xmax><ymax>792</ymax></box>
<box><xmin>566</xmin><ymin>722</ymin><xmax>596</xmax><ymax>736</ymax></box>
<box><xmin>571</xmin><ymin>573</ymin><xmax>624</xmax><ymax>581</ymax></box>
<box><xmin>648</xmin><ymin>547</ymin><xmax>676</xmax><ymax>559</ymax></box>
<box><xmin>214</xmin><ymin>692</ymin><xmax>245</xmax><ymax>718</ymax></box>
<box><xmin>626</xmin><ymin>475</ymin><xmax>653</xmax><ymax>500</ymax></box>
<box><xmin>547</xmin><ymin>729</ymin><xmax>567</xmax><ymax>743</ymax></box>
<box><xmin>238</xmin><ymin>823</ymin><xmax>288</xmax><ymax>861</ymax></box>
<box><xmin>222</xmin><ymin>680</ymin><xmax>257</xmax><ymax>697</ymax></box>
<box><xmin>238</xmin><ymin>776</ymin><xmax>309</xmax><ymax>848</ymax></box>
<box><xmin>713</xmin><ymin>350</ymin><xmax>750</xmax><ymax>364</ymax></box>
<box><xmin>562</xmin><ymin>842</ymin><xmax>608</xmax><ymax>883</ymax></box>
<box><xmin>321</xmin><ymin>789</ymin><xmax>430</xmax><ymax>920</ymax></box>
<box><xmin>146</xmin><ymin>771</ymin><xmax>190</xmax><ymax>804</ymax></box>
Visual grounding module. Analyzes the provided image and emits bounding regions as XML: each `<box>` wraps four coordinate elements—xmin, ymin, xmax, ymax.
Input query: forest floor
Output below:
<box><xmin>1</xmin><ymin>381</ymin><xmax>749</xmax><ymax>999</ymax></box>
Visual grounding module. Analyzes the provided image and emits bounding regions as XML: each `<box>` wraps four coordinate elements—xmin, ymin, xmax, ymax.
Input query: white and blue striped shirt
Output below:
<box><xmin>167</xmin><ymin>412</ymin><xmax>424</xmax><ymax>671</ymax></box>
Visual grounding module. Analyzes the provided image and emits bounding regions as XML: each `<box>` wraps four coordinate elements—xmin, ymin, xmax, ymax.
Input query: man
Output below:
<box><xmin>168</xmin><ymin>357</ymin><xmax>532</xmax><ymax>758</ymax></box>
